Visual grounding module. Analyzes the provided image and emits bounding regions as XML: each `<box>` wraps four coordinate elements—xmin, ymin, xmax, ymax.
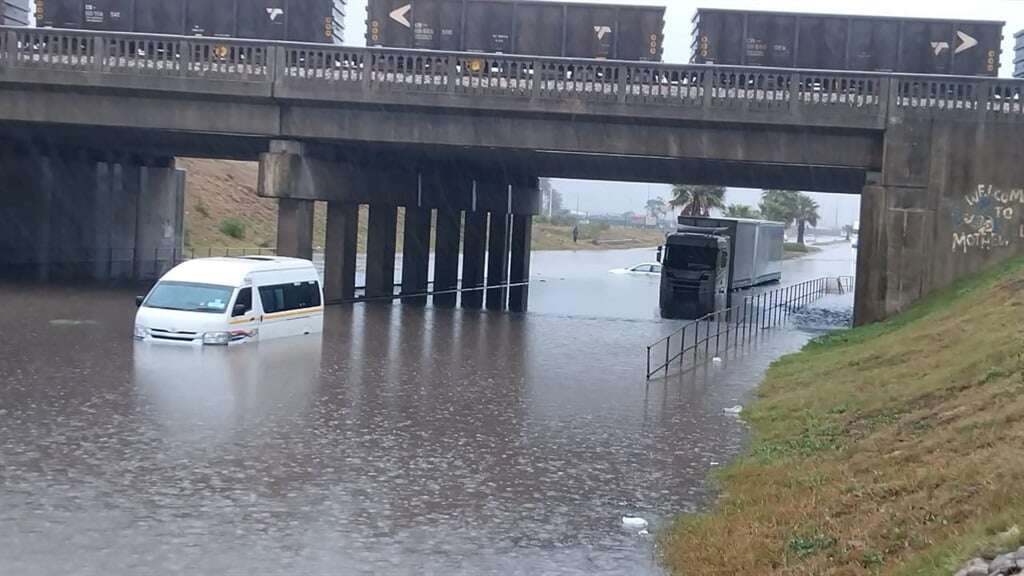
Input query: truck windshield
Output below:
<box><xmin>143</xmin><ymin>281</ymin><xmax>234</xmax><ymax>314</ymax></box>
<box><xmin>663</xmin><ymin>245</ymin><xmax>717</xmax><ymax>271</ymax></box>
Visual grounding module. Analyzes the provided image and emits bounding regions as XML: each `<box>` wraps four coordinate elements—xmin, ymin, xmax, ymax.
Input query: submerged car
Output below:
<box><xmin>610</xmin><ymin>263</ymin><xmax>663</xmax><ymax>275</ymax></box>
<box><xmin>134</xmin><ymin>256</ymin><xmax>324</xmax><ymax>345</ymax></box>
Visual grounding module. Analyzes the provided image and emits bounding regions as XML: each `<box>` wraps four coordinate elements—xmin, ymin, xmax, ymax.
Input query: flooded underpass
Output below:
<box><xmin>0</xmin><ymin>243</ymin><xmax>856</xmax><ymax>575</ymax></box>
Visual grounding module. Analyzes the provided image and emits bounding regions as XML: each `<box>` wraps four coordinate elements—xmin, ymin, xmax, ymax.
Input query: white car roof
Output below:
<box><xmin>160</xmin><ymin>257</ymin><xmax>316</xmax><ymax>287</ymax></box>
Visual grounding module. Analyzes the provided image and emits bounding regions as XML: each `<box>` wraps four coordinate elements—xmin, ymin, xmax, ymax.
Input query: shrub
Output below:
<box><xmin>219</xmin><ymin>217</ymin><xmax>246</xmax><ymax>240</ymax></box>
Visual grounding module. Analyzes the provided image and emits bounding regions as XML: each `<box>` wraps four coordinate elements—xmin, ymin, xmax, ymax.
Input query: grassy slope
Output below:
<box><xmin>179</xmin><ymin>158</ymin><xmax>664</xmax><ymax>252</ymax></box>
<box><xmin>661</xmin><ymin>258</ymin><xmax>1024</xmax><ymax>576</ymax></box>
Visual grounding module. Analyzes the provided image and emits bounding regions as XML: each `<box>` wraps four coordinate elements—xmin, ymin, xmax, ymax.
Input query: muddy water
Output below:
<box><xmin>0</xmin><ymin>244</ymin><xmax>854</xmax><ymax>575</ymax></box>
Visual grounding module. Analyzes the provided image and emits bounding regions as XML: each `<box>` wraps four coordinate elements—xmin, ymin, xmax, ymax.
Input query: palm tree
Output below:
<box><xmin>670</xmin><ymin>185</ymin><xmax>726</xmax><ymax>217</ymax></box>
<box><xmin>645</xmin><ymin>197</ymin><xmax>667</xmax><ymax>221</ymax></box>
<box><xmin>793</xmin><ymin>194</ymin><xmax>820</xmax><ymax>245</ymax></box>
<box><xmin>724</xmin><ymin>204</ymin><xmax>760</xmax><ymax>219</ymax></box>
<box><xmin>759</xmin><ymin>190</ymin><xmax>800</xmax><ymax>226</ymax></box>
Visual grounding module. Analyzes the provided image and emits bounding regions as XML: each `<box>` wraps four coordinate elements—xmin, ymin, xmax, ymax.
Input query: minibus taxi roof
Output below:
<box><xmin>159</xmin><ymin>257</ymin><xmax>315</xmax><ymax>287</ymax></box>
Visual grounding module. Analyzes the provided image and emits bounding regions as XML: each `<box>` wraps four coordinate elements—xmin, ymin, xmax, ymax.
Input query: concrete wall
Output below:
<box><xmin>855</xmin><ymin>118</ymin><xmax>1024</xmax><ymax>324</ymax></box>
<box><xmin>0</xmin><ymin>150</ymin><xmax>184</xmax><ymax>281</ymax></box>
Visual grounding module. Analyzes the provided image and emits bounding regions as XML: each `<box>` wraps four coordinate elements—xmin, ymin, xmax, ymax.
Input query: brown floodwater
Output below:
<box><xmin>0</xmin><ymin>244</ymin><xmax>855</xmax><ymax>575</ymax></box>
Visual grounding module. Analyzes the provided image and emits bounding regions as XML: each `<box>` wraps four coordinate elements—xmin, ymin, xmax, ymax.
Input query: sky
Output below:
<box><xmin>342</xmin><ymin>0</ymin><xmax>1023</xmax><ymax>223</ymax></box>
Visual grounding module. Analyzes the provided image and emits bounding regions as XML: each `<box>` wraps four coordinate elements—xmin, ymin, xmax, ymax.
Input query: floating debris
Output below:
<box><xmin>621</xmin><ymin>516</ymin><xmax>648</xmax><ymax>529</ymax></box>
<box><xmin>723</xmin><ymin>405</ymin><xmax>743</xmax><ymax>415</ymax></box>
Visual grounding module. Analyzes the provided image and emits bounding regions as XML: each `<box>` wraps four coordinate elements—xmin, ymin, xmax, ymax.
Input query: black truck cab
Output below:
<box><xmin>659</xmin><ymin>228</ymin><xmax>731</xmax><ymax>319</ymax></box>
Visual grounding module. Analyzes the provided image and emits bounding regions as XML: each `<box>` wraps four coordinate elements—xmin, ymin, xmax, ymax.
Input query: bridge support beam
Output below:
<box><xmin>401</xmin><ymin>206</ymin><xmax>432</xmax><ymax>304</ymax></box>
<box><xmin>275</xmin><ymin>198</ymin><xmax>314</xmax><ymax>260</ymax></box>
<box><xmin>856</xmin><ymin>118</ymin><xmax>1024</xmax><ymax>325</ymax></box>
<box><xmin>509</xmin><ymin>215</ymin><xmax>533</xmax><ymax>313</ymax></box>
<box><xmin>461</xmin><ymin>212</ymin><xmax>487</xmax><ymax>309</ymax></box>
<box><xmin>0</xmin><ymin>149</ymin><xmax>182</xmax><ymax>282</ymax></box>
<box><xmin>324</xmin><ymin>202</ymin><xmax>359</xmax><ymax>302</ymax></box>
<box><xmin>433</xmin><ymin>207</ymin><xmax>461</xmax><ymax>308</ymax></box>
<box><xmin>365</xmin><ymin>204</ymin><xmax>398</xmax><ymax>299</ymax></box>
<box><xmin>486</xmin><ymin>213</ymin><xmax>510</xmax><ymax>311</ymax></box>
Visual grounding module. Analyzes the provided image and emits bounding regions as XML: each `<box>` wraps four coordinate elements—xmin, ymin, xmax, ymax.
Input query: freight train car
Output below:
<box><xmin>366</xmin><ymin>0</ymin><xmax>665</xmax><ymax>61</ymax></box>
<box><xmin>3</xmin><ymin>0</ymin><xmax>31</xmax><ymax>25</ymax></box>
<box><xmin>1015</xmin><ymin>30</ymin><xmax>1023</xmax><ymax>78</ymax></box>
<box><xmin>692</xmin><ymin>9</ymin><xmax>1003</xmax><ymax>77</ymax></box>
<box><xmin>35</xmin><ymin>0</ymin><xmax>345</xmax><ymax>43</ymax></box>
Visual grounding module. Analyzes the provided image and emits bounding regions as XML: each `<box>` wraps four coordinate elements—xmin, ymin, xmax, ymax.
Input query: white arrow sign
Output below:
<box><xmin>390</xmin><ymin>4</ymin><xmax>412</xmax><ymax>28</ymax></box>
<box><xmin>931</xmin><ymin>41</ymin><xmax>949</xmax><ymax>55</ymax></box>
<box><xmin>955</xmin><ymin>31</ymin><xmax>978</xmax><ymax>54</ymax></box>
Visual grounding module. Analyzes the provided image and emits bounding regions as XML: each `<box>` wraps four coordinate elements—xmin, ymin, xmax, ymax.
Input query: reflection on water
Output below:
<box><xmin>0</xmin><ymin>245</ymin><xmax>855</xmax><ymax>575</ymax></box>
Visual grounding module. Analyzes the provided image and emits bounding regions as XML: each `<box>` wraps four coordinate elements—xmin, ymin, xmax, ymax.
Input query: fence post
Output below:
<box><xmin>680</xmin><ymin>324</ymin><xmax>686</xmax><ymax>367</ymax></box>
<box><xmin>5</xmin><ymin>30</ymin><xmax>18</xmax><ymax>66</ymax></box>
<box><xmin>701</xmin><ymin>68</ymin><xmax>714</xmax><ymax>109</ymax></box>
<box><xmin>616</xmin><ymin>64</ymin><xmax>628</xmax><ymax>104</ymax></box>
<box><xmin>92</xmin><ymin>35</ymin><xmax>106</xmax><ymax>72</ymax></box>
<box><xmin>664</xmin><ymin>335</ymin><xmax>670</xmax><ymax>376</ymax></box>
<box><xmin>646</xmin><ymin>346</ymin><xmax>651</xmax><ymax>379</ymax></box>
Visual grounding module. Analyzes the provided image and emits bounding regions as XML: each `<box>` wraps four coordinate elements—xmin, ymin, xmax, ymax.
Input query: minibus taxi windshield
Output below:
<box><xmin>143</xmin><ymin>281</ymin><xmax>234</xmax><ymax>314</ymax></box>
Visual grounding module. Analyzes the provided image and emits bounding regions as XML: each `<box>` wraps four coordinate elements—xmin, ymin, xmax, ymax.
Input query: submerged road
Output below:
<box><xmin>0</xmin><ymin>244</ymin><xmax>855</xmax><ymax>575</ymax></box>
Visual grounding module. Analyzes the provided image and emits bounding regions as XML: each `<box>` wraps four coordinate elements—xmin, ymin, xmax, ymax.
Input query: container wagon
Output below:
<box><xmin>692</xmin><ymin>9</ymin><xmax>1003</xmax><ymax>77</ymax></box>
<box><xmin>366</xmin><ymin>0</ymin><xmax>665</xmax><ymax>61</ymax></box>
<box><xmin>1015</xmin><ymin>30</ymin><xmax>1023</xmax><ymax>78</ymax></box>
<box><xmin>3</xmin><ymin>0</ymin><xmax>31</xmax><ymax>25</ymax></box>
<box><xmin>35</xmin><ymin>0</ymin><xmax>346</xmax><ymax>43</ymax></box>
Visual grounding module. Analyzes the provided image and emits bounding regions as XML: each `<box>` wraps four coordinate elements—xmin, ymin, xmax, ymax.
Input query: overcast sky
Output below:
<box><xmin>343</xmin><ymin>0</ymin><xmax>1023</xmax><ymax>223</ymax></box>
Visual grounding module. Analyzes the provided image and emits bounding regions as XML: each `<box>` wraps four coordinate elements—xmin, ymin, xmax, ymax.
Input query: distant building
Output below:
<box><xmin>1015</xmin><ymin>30</ymin><xmax>1023</xmax><ymax>79</ymax></box>
<box><xmin>2</xmin><ymin>0</ymin><xmax>30</xmax><ymax>26</ymax></box>
<box><xmin>332</xmin><ymin>0</ymin><xmax>346</xmax><ymax>44</ymax></box>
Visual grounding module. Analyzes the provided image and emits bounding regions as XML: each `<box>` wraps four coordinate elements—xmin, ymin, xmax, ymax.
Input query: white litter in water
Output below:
<box><xmin>712</xmin><ymin>357</ymin><xmax>723</xmax><ymax>363</ymax></box>
<box><xmin>723</xmin><ymin>405</ymin><xmax>744</xmax><ymax>414</ymax></box>
<box><xmin>638</xmin><ymin>528</ymin><xmax>650</xmax><ymax>537</ymax></box>
<box><xmin>49</xmin><ymin>319</ymin><xmax>98</xmax><ymax>326</ymax></box>
<box><xmin>622</xmin><ymin>516</ymin><xmax>648</xmax><ymax>529</ymax></box>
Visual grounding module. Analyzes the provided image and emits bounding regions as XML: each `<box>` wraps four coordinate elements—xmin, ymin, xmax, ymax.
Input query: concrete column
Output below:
<box><xmin>110</xmin><ymin>163</ymin><xmax>140</xmax><ymax>281</ymax></box>
<box><xmin>324</xmin><ymin>202</ymin><xmax>359</xmax><ymax>302</ymax></box>
<box><xmin>365</xmin><ymin>203</ymin><xmax>398</xmax><ymax>299</ymax></box>
<box><xmin>461</xmin><ymin>212</ymin><xmax>488</xmax><ymax>309</ymax></box>
<box><xmin>276</xmin><ymin>198</ymin><xmax>315</xmax><ymax>260</ymax></box>
<box><xmin>853</xmin><ymin>185</ymin><xmax>886</xmax><ymax>326</ymax></box>
<box><xmin>432</xmin><ymin>207</ymin><xmax>462</xmax><ymax>307</ymax></box>
<box><xmin>135</xmin><ymin>165</ymin><xmax>185</xmax><ymax>280</ymax></box>
<box><xmin>509</xmin><ymin>214</ymin><xmax>533</xmax><ymax>312</ymax></box>
<box><xmin>486</xmin><ymin>212</ymin><xmax>510</xmax><ymax>311</ymax></box>
<box><xmin>401</xmin><ymin>206</ymin><xmax>432</xmax><ymax>304</ymax></box>
<box><xmin>51</xmin><ymin>158</ymin><xmax>98</xmax><ymax>280</ymax></box>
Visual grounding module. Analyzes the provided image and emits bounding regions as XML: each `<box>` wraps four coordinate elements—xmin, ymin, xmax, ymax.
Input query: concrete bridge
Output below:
<box><xmin>0</xmin><ymin>26</ymin><xmax>1022</xmax><ymax>323</ymax></box>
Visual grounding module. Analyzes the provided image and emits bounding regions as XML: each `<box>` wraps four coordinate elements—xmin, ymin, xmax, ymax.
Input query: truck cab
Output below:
<box><xmin>659</xmin><ymin>230</ymin><xmax>731</xmax><ymax>319</ymax></box>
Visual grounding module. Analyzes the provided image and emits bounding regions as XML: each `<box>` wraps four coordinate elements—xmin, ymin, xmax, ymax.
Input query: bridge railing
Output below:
<box><xmin>1</xmin><ymin>26</ymin><xmax>1020</xmax><ymax>121</ymax></box>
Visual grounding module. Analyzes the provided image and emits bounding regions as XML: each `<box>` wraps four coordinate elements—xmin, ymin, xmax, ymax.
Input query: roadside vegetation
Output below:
<box><xmin>661</xmin><ymin>258</ymin><xmax>1024</xmax><ymax>575</ymax></box>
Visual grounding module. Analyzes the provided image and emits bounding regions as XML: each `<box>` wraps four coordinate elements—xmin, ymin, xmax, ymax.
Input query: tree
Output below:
<box><xmin>759</xmin><ymin>190</ymin><xmax>800</xmax><ymax>226</ymax></box>
<box><xmin>759</xmin><ymin>190</ymin><xmax>820</xmax><ymax>245</ymax></box>
<box><xmin>540</xmin><ymin>178</ymin><xmax>567</xmax><ymax>221</ymax></box>
<box><xmin>670</xmin><ymin>185</ymin><xmax>726</xmax><ymax>217</ymax></box>
<box><xmin>724</xmin><ymin>204</ymin><xmax>760</xmax><ymax>219</ymax></box>
<box><xmin>645</xmin><ymin>197</ymin><xmax>667</xmax><ymax>220</ymax></box>
<box><xmin>793</xmin><ymin>194</ymin><xmax>820</xmax><ymax>245</ymax></box>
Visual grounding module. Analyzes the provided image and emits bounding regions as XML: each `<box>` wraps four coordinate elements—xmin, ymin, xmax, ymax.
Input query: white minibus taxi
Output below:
<box><xmin>134</xmin><ymin>256</ymin><xmax>324</xmax><ymax>345</ymax></box>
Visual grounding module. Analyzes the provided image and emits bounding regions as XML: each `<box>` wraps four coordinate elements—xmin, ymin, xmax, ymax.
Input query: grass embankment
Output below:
<box><xmin>662</xmin><ymin>258</ymin><xmax>1024</xmax><ymax>576</ymax></box>
<box><xmin>178</xmin><ymin>158</ymin><xmax>663</xmax><ymax>252</ymax></box>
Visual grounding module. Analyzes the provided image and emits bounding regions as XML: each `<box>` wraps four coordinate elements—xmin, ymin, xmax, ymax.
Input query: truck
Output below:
<box><xmin>660</xmin><ymin>216</ymin><xmax>784</xmax><ymax>319</ymax></box>
<box><xmin>692</xmin><ymin>8</ymin><xmax>1004</xmax><ymax>77</ymax></box>
<box><xmin>366</xmin><ymin>0</ymin><xmax>665</xmax><ymax>61</ymax></box>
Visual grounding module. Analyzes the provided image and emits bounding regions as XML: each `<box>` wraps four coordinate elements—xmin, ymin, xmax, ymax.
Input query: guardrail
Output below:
<box><xmin>645</xmin><ymin>276</ymin><xmax>855</xmax><ymax>380</ymax></box>
<box><xmin>1</xmin><ymin>26</ymin><xmax>1020</xmax><ymax>121</ymax></box>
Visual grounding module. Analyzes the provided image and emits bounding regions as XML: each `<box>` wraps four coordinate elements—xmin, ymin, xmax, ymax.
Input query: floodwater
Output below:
<box><xmin>0</xmin><ymin>242</ymin><xmax>855</xmax><ymax>575</ymax></box>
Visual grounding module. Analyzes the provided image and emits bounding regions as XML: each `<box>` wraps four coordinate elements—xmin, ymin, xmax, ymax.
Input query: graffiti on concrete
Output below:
<box><xmin>951</xmin><ymin>185</ymin><xmax>1024</xmax><ymax>254</ymax></box>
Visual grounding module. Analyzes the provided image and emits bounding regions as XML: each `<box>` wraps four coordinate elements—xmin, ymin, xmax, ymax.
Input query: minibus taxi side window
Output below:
<box><xmin>232</xmin><ymin>287</ymin><xmax>252</xmax><ymax>317</ymax></box>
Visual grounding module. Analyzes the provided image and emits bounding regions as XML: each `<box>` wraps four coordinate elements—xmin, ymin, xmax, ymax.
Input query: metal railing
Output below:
<box><xmin>1</xmin><ymin>26</ymin><xmax>1020</xmax><ymax>121</ymax></box>
<box><xmin>646</xmin><ymin>276</ymin><xmax>855</xmax><ymax>380</ymax></box>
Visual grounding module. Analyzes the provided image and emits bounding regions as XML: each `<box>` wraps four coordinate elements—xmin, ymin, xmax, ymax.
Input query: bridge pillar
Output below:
<box><xmin>401</xmin><ymin>206</ymin><xmax>432</xmax><ymax>304</ymax></box>
<box><xmin>486</xmin><ymin>213</ymin><xmax>510</xmax><ymax>311</ymax></box>
<box><xmin>365</xmin><ymin>204</ymin><xmax>398</xmax><ymax>299</ymax></box>
<box><xmin>433</xmin><ymin>207</ymin><xmax>461</xmax><ymax>307</ymax></box>
<box><xmin>509</xmin><ymin>178</ymin><xmax>541</xmax><ymax>312</ymax></box>
<box><xmin>275</xmin><ymin>198</ymin><xmax>314</xmax><ymax>260</ymax></box>
<box><xmin>461</xmin><ymin>212</ymin><xmax>488</xmax><ymax>309</ymax></box>
<box><xmin>324</xmin><ymin>202</ymin><xmax>359</xmax><ymax>302</ymax></box>
<box><xmin>857</xmin><ymin>117</ymin><xmax>1024</xmax><ymax>325</ymax></box>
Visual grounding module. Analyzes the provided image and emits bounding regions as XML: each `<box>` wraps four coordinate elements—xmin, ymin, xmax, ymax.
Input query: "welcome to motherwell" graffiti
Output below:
<box><xmin>952</xmin><ymin>185</ymin><xmax>1024</xmax><ymax>254</ymax></box>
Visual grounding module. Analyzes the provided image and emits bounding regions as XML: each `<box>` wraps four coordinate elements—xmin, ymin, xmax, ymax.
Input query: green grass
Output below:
<box><xmin>660</xmin><ymin>257</ymin><xmax>1024</xmax><ymax>576</ymax></box>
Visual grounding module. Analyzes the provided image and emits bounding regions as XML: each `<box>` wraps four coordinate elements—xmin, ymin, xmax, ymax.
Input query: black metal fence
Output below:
<box><xmin>645</xmin><ymin>276</ymin><xmax>854</xmax><ymax>380</ymax></box>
